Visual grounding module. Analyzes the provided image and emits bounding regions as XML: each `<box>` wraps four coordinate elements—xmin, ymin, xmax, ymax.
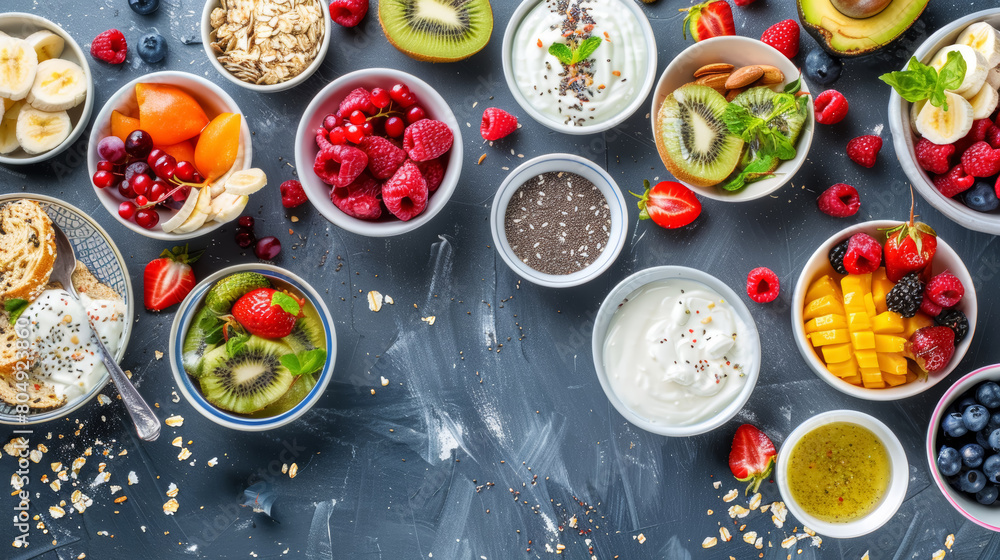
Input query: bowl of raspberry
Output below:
<box><xmin>887</xmin><ymin>9</ymin><xmax>1000</xmax><ymax>235</ymax></box>
<box><xmin>294</xmin><ymin>68</ymin><xmax>463</xmax><ymax>237</ymax></box>
<box><xmin>791</xmin><ymin>220</ymin><xmax>977</xmax><ymax>401</ymax></box>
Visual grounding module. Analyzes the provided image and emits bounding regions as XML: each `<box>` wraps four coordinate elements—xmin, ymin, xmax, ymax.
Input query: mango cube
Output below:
<box><xmin>856</xmin><ymin>349</ymin><xmax>879</xmax><ymax>369</ymax></box>
<box><xmin>863</xmin><ymin>293</ymin><xmax>877</xmax><ymax>318</ymax></box>
<box><xmin>804</xmin><ymin>295</ymin><xmax>844</xmax><ymax>320</ymax></box>
<box><xmin>874</xmin><ymin>335</ymin><xmax>906</xmax><ymax>353</ymax></box>
<box><xmin>806</xmin><ymin>275</ymin><xmax>842</xmax><ymax>304</ymax></box>
<box><xmin>851</xmin><ymin>331</ymin><xmax>876</xmax><ymax>350</ymax></box>
<box><xmin>872</xmin><ymin>268</ymin><xmax>893</xmax><ymax>313</ymax></box>
<box><xmin>810</xmin><ymin>329</ymin><xmax>850</xmax><ymax>347</ymax></box>
<box><xmin>842</xmin><ymin>374</ymin><xmax>864</xmax><ymax>386</ymax></box>
<box><xmin>826</xmin><ymin>357</ymin><xmax>859</xmax><ymax>378</ymax></box>
<box><xmin>872</xmin><ymin>312</ymin><xmax>904</xmax><ymax>334</ymax></box>
<box><xmin>883</xmin><ymin>372</ymin><xmax>907</xmax><ymax>387</ymax></box>
<box><xmin>904</xmin><ymin>314</ymin><xmax>934</xmax><ymax>338</ymax></box>
<box><xmin>822</xmin><ymin>343</ymin><xmax>855</xmax><ymax>364</ymax></box>
<box><xmin>861</xmin><ymin>368</ymin><xmax>886</xmax><ymax>389</ymax></box>
<box><xmin>847</xmin><ymin>312</ymin><xmax>871</xmax><ymax>331</ymax></box>
<box><xmin>877</xmin><ymin>352</ymin><xmax>908</xmax><ymax>376</ymax></box>
<box><xmin>806</xmin><ymin>314</ymin><xmax>848</xmax><ymax>333</ymax></box>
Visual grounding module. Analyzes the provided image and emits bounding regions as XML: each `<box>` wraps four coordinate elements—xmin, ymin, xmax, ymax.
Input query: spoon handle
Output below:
<box><xmin>91</xmin><ymin>329</ymin><xmax>161</xmax><ymax>442</ymax></box>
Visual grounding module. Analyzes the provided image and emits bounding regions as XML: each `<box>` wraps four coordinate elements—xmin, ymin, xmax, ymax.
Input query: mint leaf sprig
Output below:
<box><xmin>280</xmin><ymin>349</ymin><xmax>327</xmax><ymax>377</ymax></box>
<box><xmin>548</xmin><ymin>36</ymin><xmax>602</xmax><ymax>66</ymax></box>
<box><xmin>722</xmin><ymin>93</ymin><xmax>799</xmax><ymax>162</ymax></box>
<box><xmin>879</xmin><ymin>51</ymin><xmax>967</xmax><ymax>111</ymax></box>
<box><xmin>5</xmin><ymin>299</ymin><xmax>29</xmax><ymax>325</ymax></box>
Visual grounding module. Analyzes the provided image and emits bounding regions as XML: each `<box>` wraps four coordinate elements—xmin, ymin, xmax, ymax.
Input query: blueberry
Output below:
<box><xmin>943</xmin><ymin>412</ymin><xmax>970</xmax><ymax>438</ymax></box>
<box><xmin>128</xmin><ymin>0</ymin><xmax>159</xmax><ymax>15</ymax></box>
<box><xmin>964</xmin><ymin>181</ymin><xmax>1000</xmax><ymax>213</ymax></box>
<box><xmin>938</xmin><ymin>445</ymin><xmax>962</xmax><ymax>476</ymax></box>
<box><xmin>985</xmin><ymin>455</ymin><xmax>1000</xmax><ymax>483</ymax></box>
<box><xmin>957</xmin><ymin>395</ymin><xmax>979</xmax><ymax>412</ymax></box>
<box><xmin>136</xmin><ymin>32</ymin><xmax>167</xmax><ymax>64</ymax></box>
<box><xmin>959</xmin><ymin>470</ymin><xmax>987</xmax><ymax>494</ymax></box>
<box><xmin>978</xmin><ymin>429</ymin><xmax>993</xmax><ymax>450</ymax></box>
<box><xmin>804</xmin><ymin>50</ymin><xmax>844</xmax><ymax>86</ymax></box>
<box><xmin>962</xmin><ymin>443</ymin><xmax>986</xmax><ymax>468</ymax></box>
<box><xmin>988</xmin><ymin>412</ymin><xmax>1000</xmax><ymax>433</ymax></box>
<box><xmin>978</xmin><ymin>382</ymin><xmax>1000</xmax><ymax>409</ymax></box>
<box><xmin>979</xmin><ymin>486</ymin><xmax>999</xmax><ymax>505</ymax></box>
<box><xmin>966</xmin><ymin>405</ymin><xmax>990</xmax><ymax>432</ymax></box>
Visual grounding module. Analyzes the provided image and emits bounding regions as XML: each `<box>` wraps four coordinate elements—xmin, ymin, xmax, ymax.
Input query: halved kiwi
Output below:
<box><xmin>182</xmin><ymin>307</ymin><xmax>221</xmax><ymax>378</ymax></box>
<box><xmin>732</xmin><ymin>87</ymin><xmax>807</xmax><ymax>171</ymax></box>
<box><xmin>655</xmin><ymin>84</ymin><xmax>744</xmax><ymax>188</ymax></box>
<box><xmin>199</xmin><ymin>336</ymin><xmax>294</xmax><ymax>415</ymax></box>
<box><xmin>203</xmin><ymin>272</ymin><xmax>270</xmax><ymax>315</ymax></box>
<box><xmin>281</xmin><ymin>305</ymin><xmax>325</xmax><ymax>354</ymax></box>
<box><xmin>248</xmin><ymin>373</ymin><xmax>318</xmax><ymax>419</ymax></box>
<box><xmin>378</xmin><ymin>0</ymin><xmax>493</xmax><ymax>62</ymax></box>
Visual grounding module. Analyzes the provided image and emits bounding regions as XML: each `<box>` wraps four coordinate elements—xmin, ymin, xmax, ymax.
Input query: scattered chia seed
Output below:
<box><xmin>503</xmin><ymin>171</ymin><xmax>610</xmax><ymax>275</ymax></box>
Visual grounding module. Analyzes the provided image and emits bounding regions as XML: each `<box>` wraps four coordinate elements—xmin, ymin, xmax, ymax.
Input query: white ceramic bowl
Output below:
<box><xmin>927</xmin><ymin>364</ymin><xmax>1000</xmax><ymax>532</ymax></box>
<box><xmin>888</xmin><ymin>8</ymin><xmax>1000</xmax><ymax>235</ymax></box>
<box><xmin>490</xmin><ymin>153</ymin><xmax>628</xmax><ymax>288</ymax></box>
<box><xmin>168</xmin><ymin>264</ymin><xmax>336</xmax><ymax>431</ymax></box>
<box><xmin>650</xmin><ymin>36</ymin><xmax>814</xmax><ymax>202</ymax></box>
<box><xmin>776</xmin><ymin>410</ymin><xmax>908</xmax><ymax>539</ymax></box>
<box><xmin>294</xmin><ymin>68</ymin><xmax>463</xmax><ymax>237</ymax></box>
<box><xmin>501</xmin><ymin>0</ymin><xmax>657</xmax><ymax>135</ymax></box>
<box><xmin>791</xmin><ymin>220</ymin><xmax>978</xmax><ymax>401</ymax></box>
<box><xmin>0</xmin><ymin>13</ymin><xmax>94</xmax><ymax>166</ymax></box>
<box><xmin>591</xmin><ymin>266</ymin><xmax>761</xmax><ymax>436</ymax></box>
<box><xmin>201</xmin><ymin>0</ymin><xmax>331</xmax><ymax>93</ymax></box>
<box><xmin>87</xmin><ymin>71</ymin><xmax>253</xmax><ymax>240</ymax></box>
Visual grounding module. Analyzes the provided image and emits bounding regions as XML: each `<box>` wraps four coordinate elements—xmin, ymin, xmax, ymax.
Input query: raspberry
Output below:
<box><xmin>382</xmin><ymin>161</ymin><xmax>428</xmax><ymax>221</ymax></box>
<box><xmin>329</xmin><ymin>0</ymin><xmax>367</xmax><ymax>27</ymax></box>
<box><xmin>846</xmin><ymin>135</ymin><xmax>882</xmax><ymax>168</ymax></box>
<box><xmin>330</xmin><ymin>172</ymin><xmax>382</xmax><ymax>221</ymax></box>
<box><xmin>925</xmin><ymin>271</ymin><xmax>965</xmax><ymax>308</ymax></box>
<box><xmin>954</xmin><ymin>119</ymin><xmax>993</xmax><ymax>154</ymax></box>
<box><xmin>357</xmin><ymin>136</ymin><xmax>406</xmax><ymax>180</ymax></box>
<box><xmin>920</xmin><ymin>296</ymin><xmax>943</xmax><ymax>318</ymax></box>
<box><xmin>887</xmin><ymin>272</ymin><xmax>924</xmax><ymax>318</ymax></box>
<box><xmin>960</xmin><ymin>141</ymin><xmax>1000</xmax><ymax>177</ymax></box>
<box><xmin>914</xmin><ymin>138</ymin><xmax>956</xmax><ymax>175</ymax></box>
<box><xmin>843</xmin><ymin>232</ymin><xmax>882</xmax><ymax>275</ymax></box>
<box><xmin>817</xmin><ymin>183</ymin><xmax>860</xmax><ymax>217</ymax></box>
<box><xmin>337</xmin><ymin>87</ymin><xmax>376</xmax><ymax>119</ymax></box>
<box><xmin>933</xmin><ymin>164</ymin><xmax>975</xmax><ymax>198</ymax></box>
<box><xmin>315</xmin><ymin>127</ymin><xmax>332</xmax><ymax>151</ymax></box>
<box><xmin>91</xmin><ymin>29</ymin><xmax>127</xmax><ymax>64</ymax></box>
<box><xmin>987</xmin><ymin>124</ymin><xmax>1000</xmax><ymax>150</ymax></box>
<box><xmin>313</xmin><ymin>144</ymin><xmax>368</xmax><ymax>188</ymax></box>
<box><xmin>403</xmin><ymin>119</ymin><xmax>454</xmax><ymax>162</ymax></box>
<box><xmin>279</xmin><ymin>180</ymin><xmax>308</xmax><ymax>208</ymax></box>
<box><xmin>416</xmin><ymin>158</ymin><xmax>445</xmax><ymax>192</ymax></box>
<box><xmin>746</xmin><ymin>267</ymin><xmax>780</xmax><ymax>303</ymax></box>
<box><xmin>760</xmin><ymin>19</ymin><xmax>800</xmax><ymax>59</ymax></box>
<box><xmin>480</xmin><ymin>108</ymin><xmax>518</xmax><ymax>141</ymax></box>
<box><xmin>814</xmin><ymin>90</ymin><xmax>848</xmax><ymax>125</ymax></box>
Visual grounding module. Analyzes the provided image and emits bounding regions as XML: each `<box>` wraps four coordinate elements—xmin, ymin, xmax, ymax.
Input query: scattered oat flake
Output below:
<box><xmin>755</xmin><ymin>536</ymin><xmax>763</xmax><ymax>549</ymax></box>
<box><xmin>97</xmin><ymin>394</ymin><xmax>111</xmax><ymax>405</ymax></box>
<box><xmin>50</xmin><ymin>480</ymin><xmax>61</xmax><ymax>492</ymax></box>
<box><xmin>713</xmin><ymin>481</ymin><xmax>722</xmax><ymax>489</ymax></box>
<box><xmin>4</xmin><ymin>437</ymin><xmax>26</xmax><ymax>455</ymax></box>
<box><xmin>759</xmin><ymin>503</ymin><xmax>770</xmax><ymax>513</ymax></box>
<box><xmin>748</xmin><ymin>492</ymin><xmax>762</xmax><ymax>510</ymax></box>
<box><xmin>743</xmin><ymin>531</ymin><xmax>757</xmax><ymax>545</ymax></box>
<box><xmin>723</xmin><ymin>489</ymin><xmax>738</xmax><ymax>502</ymax></box>
<box><xmin>719</xmin><ymin>526</ymin><xmax>731</xmax><ymax>542</ymax></box>
<box><xmin>568</xmin><ymin>516</ymin><xmax>577</xmax><ymax>529</ymax></box>
<box><xmin>478</xmin><ymin>153</ymin><xmax>487</xmax><ymax>165</ymax></box>
<box><xmin>166</xmin><ymin>483</ymin><xmax>178</xmax><ymax>498</ymax></box>
<box><xmin>803</xmin><ymin>526</ymin><xmax>815</xmax><ymax>537</ymax></box>
<box><xmin>155</xmin><ymin>350</ymin><xmax>163</xmax><ymax>360</ymax></box>
<box><xmin>207</xmin><ymin>457</ymin><xmax>218</xmax><ymax>467</ymax></box>
<box><xmin>702</xmin><ymin>537</ymin><xmax>717</xmax><ymax>549</ymax></box>
<box><xmin>49</xmin><ymin>506</ymin><xmax>65</xmax><ymax>519</ymax></box>
<box><xmin>771</xmin><ymin>501</ymin><xmax>787</xmax><ymax>528</ymax></box>
<box><xmin>114</xmin><ymin>496</ymin><xmax>127</xmax><ymax>504</ymax></box>
<box><xmin>289</xmin><ymin>463</ymin><xmax>298</xmax><ymax>479</ymax></box>
<box><xmin>165</xmin><ymin>415</ymin><xmax>184</xmax><ymax>427</ymax></box>
<box><xmin>931</xmin><ymin>552</ymin><xmax>945</xmax><ymax>560</ymax></box>
<box><xmin>72</xmin><ymin>491</ymin><xmax>92</xmax><ymax>513</ymax></box>
<box><xmin>92</xmin><ymin>472</ymin><xmax>110</xmax><ymax>486</ymax></box>
<box><xmin>177</xmin><ymin>448</ymin><xmax>192</xmax><ymax>461</ymax></box>
<box><xmin>29</xmin><ymin>449</ymin><xmax>43</xmax><ymax>463</ymax></box>
<box><xmin>110</xmin><ymin>485</ymin><xmax>121</xmax><ymax>495</ymax></box>
<box><xmin>281</xmin><ymin>463</ymin><xmax>288</xmax><ymax>474</ymax></box>
<box><xmin>421</xmin><ymin>316</ymin><xmax>436</xmax><ymax>325</ymax></box>
<box><xmin>128</xmin><ymin>471</ymin><xmax>138</xmax><ymax>485</ymax></box>
<box><xmin>945</xmin><ymin>534</ymin><xmax>955</xmax><ymax>550</ymax></box>
<box><xmin>50</xmin><ymin>462</ymin><xmax>62</xmax><ymax>472</ymax></box>
<box><xmin>381</xmin><ymin>376</ymin><xmax>389</xmax><ymax>387</ymax></box>
<box><xmin>171</xmin><ymin>391</ymin><xmax>180</xmax><ymax>403</ymax></box>
<box><xmin>163</xmin><ymin>498</ymin><xmax>179</xmax><ymax>515</ymax></box>
<box><xmin>728</xmin><ymin>505</ymin><xmax>750</xmax><ymax>518</ymax></box>
<box><xmin>71</xmin><ymin>457</ymin><xmax>86</xmax><ymax>472</ymax></box>
<box><xmin>636</xmin><ymin>533</ymin><xmax>646</xmax><ymax>544</ymax></box>
<box><xmin>811</xmin><ymin>536</ymin><xmax>822</xmax><ymax>548</ymax></box>
<box><xmin>171</xmin><ymin>436</ymin><xmax>183</xmax><ymax>447</ymax></box>
<box><xmin>781</xmin><ymin>536</ymin><xmax>797</xmax><ymax>549</ymax></box>
<box><xmin>384</xmin><ymin>295</ymin><xmax>394</xmax><ymax>305</ymax></box>
<box><xmin>367</xmin><ymin>290</ymin><xmax>383</xmax><ymax>312</ymax></box>
<box><xmin>706</xmin><ymin>509</ymin><xmax>713</xmax><ymax>515</ymax></box>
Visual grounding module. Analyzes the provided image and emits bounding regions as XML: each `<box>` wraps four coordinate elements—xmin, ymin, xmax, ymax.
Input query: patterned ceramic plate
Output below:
<box><xmin>0</xmin><ymin>193</ymin><xmax>134</xmax><ymax>424</ymax></box>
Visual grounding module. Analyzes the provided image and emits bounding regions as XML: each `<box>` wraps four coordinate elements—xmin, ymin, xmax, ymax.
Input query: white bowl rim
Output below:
<box><xmin>648</xmin><ymin>35</ymin><xmax>815</xmax><ymax>202</ymax></box>
<box><xmin>500</xmin><ymin>0</ymin><xmax>658</xmax><ymax>135</ymax></box>
<box><xmin>0</xmin><ymin>12</ymin><xmax>95</xmax><ymax>166</ymax></box>
<box><xmin>926</xmin><ymin>363</ymin><xmax>1000</xmax><ymax>532</ymax></box>
<box><xmin>776</xmin><ymin>409</ymin><xmax>909</xmax><ymax>539</ymax></box>
<box><xmin>86</xmin><ymin>70</ymin><xmax>253</xmax><ymax>241</ymax></box>
<box><xmin>887</xmin><ymin>8</ymin><xmax>1000</xmax><ymax>235</ymax></box>
<box><xmin>293</xmin><ymin>67</ymin><xmax>463</xmax><ymax>237</ymax></box>
<box><xmin>790</xmin><ymin>219</ymin><xmax>978</xmax><ymax>401</ymax></box>
<box><xmin>168</xmin><ymin>263</ymin><xmax>337</xmax><ymax>432</ymax></box>
<box><xmin>590</xmin><ymin>265</ymin><xmax>762</xmax><ymax>436</ymax></box>
<box><xmin>489</xmin><ymin>153</ymin><xmax>629</xmax><ymax>288</ymax></box>
<box><xmin>200</xmin><ymin>0</ymin><xmax>331</xmax><ymax>93</ymax></box>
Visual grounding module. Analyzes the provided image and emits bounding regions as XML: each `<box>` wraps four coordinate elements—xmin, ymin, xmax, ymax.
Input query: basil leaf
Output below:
<box><xmin>203</xmin><ymin>322</ymin><xmax>225</xmax><ymax>345</ymax></box>
<box><xmin>226</xmin><ymin>332</ymin><xmax>250</xmax><ymax>357</ymax></box>
<box><xmin>722</xmin><ymin>103</ymin><xmax>759</xmax><ymax>137</ymax></box>
<box><xmin>934</xmin><ymin>50</ymin><xmax>968</xmax><ymax>111</ymax></box>
<box><xmin>5</xmin><ymin>299</ymin><xmax>29</xmax><ymax>325</ymax></box>
<box><xmin>573</xmin><ymin>36</ymin><xmax>602</xmax><ymax>63</ymax></box>
<box><xmin>722</xmin><ymin>155</ymin><xmax>776</xmax><ymax>192</ymax></box>
<box><xmin>198</xmin><ymin>314</ymin><xmax>221</xmax><ymax>330</ymax></box>
<box><xmin>548</xmin><ymin>43</ymin><xmax>573</xmax><ymax>66</ymax></box>
<box><xmin>280</xmin><ymin>349</ymin><xmax>326</xmax><ymax>376</ymax></box>
<box><xmin>270</xmin><ymin>292</ymin><xmax>301</xmax><ymax>317</ymax></box>
<box><xmin>783</xmin><ymin>75</ymin><xmax>802</xmax><ymax>95</ymax></box>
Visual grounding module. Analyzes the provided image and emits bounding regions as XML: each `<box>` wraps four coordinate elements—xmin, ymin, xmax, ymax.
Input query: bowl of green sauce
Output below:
<box><xmin>776</xmin><ymin>410</ymin><xmax>908</xmax><ymax>538</ymax></box>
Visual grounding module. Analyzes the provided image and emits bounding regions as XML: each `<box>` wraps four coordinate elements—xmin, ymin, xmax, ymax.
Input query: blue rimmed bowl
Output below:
<box><xmin>168</xmin><ymin>264</ymin><xmax>336</xmax><ymax>431</ymax></box>
<box><xmin>490</xmin><ymin>153</ymin><xmax>629</xmax><ymax>288</ymax></box>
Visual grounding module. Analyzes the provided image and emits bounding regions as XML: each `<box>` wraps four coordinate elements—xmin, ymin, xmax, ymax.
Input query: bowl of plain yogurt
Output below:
<box><xmin>592</xmin><ymin>266</ymin><xmax>761</xmax><ymax>437</ymax></box>
<box><xmin>501</xmin><ymin>0</ymin><xmax>657</xmax><ymax>135</ymax></box>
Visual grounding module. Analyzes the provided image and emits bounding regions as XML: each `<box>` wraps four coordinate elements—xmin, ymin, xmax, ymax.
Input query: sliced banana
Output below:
<box><xmin>209</xmin><ymin>192</ymin><xmax>248</xmax><ymax>224</ymax></box>
<box><xmin>160</xmin><ymin>187</ymin><xmax>201</xmax><ymax>233</ymax></box>
<box><xmin>23</xmin><ymin>30</ymin><xmax>64</xmax><ymax>63</ymax></box>
<box><xmin>987</xmin><ymin>66</ymin><xmax>1000</xmax><ymax>90</ymax></box>
<box><xmin>909</xmin><ymin>98</ymin><xmax>927</xmax><ymax>131</ymax></box>
<box><xmin>0</xmin><ymin>37</ymin><xmax>38</xmax><ymax>101</ymax></box>
<box><xmin>968</xmin><ymin>80</ymin><xmax>1000</xmax><ymax>120</ymax></box>
<box><xmin>0</xmin><ymin>100</ymin><xmax>25</xmax><ymax>154</ymax></box>
<box><xmin>15</xmin><ymin>105</ymin><xmax>69</xmax><ymax>154</ymax></box>
<box><xmin>27</xmin><ymin>59</ymin><xmax>86</xmax><ymax>112</ymax></box>
<box><xmin>223</xmin><ymin>168</ymin><xmax>267</xmax><ymax>195</ymax></box>
<box><xmin>172</xmin><ymin>187</ymin><xmax>213</xmax><ymax>234</ymax></box>
<box><xmin>930</xmin><ymin>44</ymin><xmax>989</xmax><ymax>98</ymax></box>
<box><xmin>956</xmin><ymin>22</ymin><xmax>1000</xmax><ymax>68</ymax></box>
<box><xmin>208</xmin><ymin>140</ymin><xmax>245</xmax><ymax>198</ymax></box>
<box><xmin>915</xmin><ymin>91</ymin><xmax>974</xmax><ymax>145</ymax></box>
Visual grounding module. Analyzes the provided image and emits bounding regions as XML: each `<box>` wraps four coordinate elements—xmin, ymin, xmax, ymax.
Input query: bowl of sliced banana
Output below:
<box><xmin>0</xmin><ymin>13</ymin><xmax>93</xmax><ymax>166</ymax></box>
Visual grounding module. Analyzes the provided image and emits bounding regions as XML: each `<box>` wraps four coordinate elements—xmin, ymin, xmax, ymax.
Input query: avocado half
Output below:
<box><xmin>797</xmin><ymin>0</ymin><xmax>930</xmax><ymax>57</ymax></box>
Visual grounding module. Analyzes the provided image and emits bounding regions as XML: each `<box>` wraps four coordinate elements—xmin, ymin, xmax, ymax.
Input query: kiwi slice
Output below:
<box><xmin>655</xmin><ymin>84</ymin><xmax>744</xmax><ymax>188</ymax></box>
<box><xmin>378</xmin><ymin>0</ymin><xmax>493</xmax><ymax>62</ymax></box>
<box><xmin>732</xmin><ymin>87</ymin><xmax>807</xmax><ymax>171</ymax></box>
<box><xmin>281</xmin><ymin>305</ymin><xmax>325</xmax><ymax>354</ymax></box>
<box><xmin>204</xmin><ymin>272</ymin><xmax>270</xmax><ymax>315</ymax></box>
<box><xmin>248</xmin><ymin>373</ymin><xmax>318</xmax><ymax>419</ymax></box>
<box><xmin>183</xmin><ymin>307</ymin><xmax>221</xmax><ymax>378</ymax></box>
<box><xmin>198</xmin><ymin>336</ymin><xmax>294</xmax><ymax>415</ymax></box>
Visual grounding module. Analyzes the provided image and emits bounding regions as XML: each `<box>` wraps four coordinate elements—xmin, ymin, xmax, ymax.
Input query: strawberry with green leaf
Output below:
<box><xmin>680</xmin><ymin>1</ymin><xmax>735</xmax><ymax>42</ymax></box>
<box><xmin>231</xmin><ymin>288</ymin><xmax>304</xmax><ymax>339</ymax></box>
<box><xmin>883</xmin><ymin>190</ymin><xmax>937</xmax><ymax>283</ymax></box>
<box><xmin>729</xmin><ymin>424</ymin><xmax>777</xmax><ymax>494</ymax></box>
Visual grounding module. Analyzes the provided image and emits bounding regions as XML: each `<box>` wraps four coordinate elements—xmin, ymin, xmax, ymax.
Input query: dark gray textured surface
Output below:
<box><xmin>2</xmin><ymin>0</ymin><xmax>1000</xmax><ymax>558</ymax></box>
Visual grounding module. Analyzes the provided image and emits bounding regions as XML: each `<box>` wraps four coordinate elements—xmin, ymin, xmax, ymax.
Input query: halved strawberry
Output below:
<box><xmin>729</xmin><ymin>424</ymin><xmax>777</xmax><ymax>495</ymax></box>
<box><xmin>232</xmin><ymin>288</ymin><xmax>305</xmax><ymax>339</ymax></box>
<box><xmin>632</xmin><ymin>180</ymin><xmax>702</xmax><ymax>229</ymax></box>
<box><xmin>680</xmin><ymin>1</ymin><xmax>735</xmax><ymax>42</ymax></box>
<box><xmin>143</xmin><ymin>245</ymin><xmax>202</xmax><ymax>311</ymax></box>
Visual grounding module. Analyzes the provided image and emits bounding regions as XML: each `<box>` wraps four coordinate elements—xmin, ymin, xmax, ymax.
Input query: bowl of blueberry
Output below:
<box><xmin>929</xmin><ymin>364</ymin><xmax>1000</xmax><ymax>531</ymax></box>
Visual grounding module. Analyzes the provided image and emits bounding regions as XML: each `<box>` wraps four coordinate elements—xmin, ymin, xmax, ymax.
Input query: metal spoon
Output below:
<box><xmin>50</xmin><ymin>223</ymin><xmax>160</xmax><ymax>442</ymax></box>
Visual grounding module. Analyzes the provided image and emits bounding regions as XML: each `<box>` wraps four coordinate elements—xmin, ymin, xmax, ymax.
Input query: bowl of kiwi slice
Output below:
<box><xmin>169</xmin><ymin>264</ymin><xmax>336</xmax><ymax>431</ymax></box>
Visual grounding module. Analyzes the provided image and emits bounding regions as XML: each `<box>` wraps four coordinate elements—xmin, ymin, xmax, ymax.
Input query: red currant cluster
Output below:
<box><xmin>318</xmin><ymin>83</ymin><xmax>426</xmax><ymax>145</ymax></box>
<box><xmin>234</xmin><ymin>215</ymin><xmax>282</xmax><ymax>259</ymax></box>
<box><xmin>92</xmin><ymin>130</ymin><xmax>204</xmax><ymax>230</ymax></box>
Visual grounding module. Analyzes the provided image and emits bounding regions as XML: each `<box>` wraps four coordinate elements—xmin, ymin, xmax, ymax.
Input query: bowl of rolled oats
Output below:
<box><xmin>201</xmin><ymin>0</ymin><xmax>330</xmax><ymax>93</ymax></box>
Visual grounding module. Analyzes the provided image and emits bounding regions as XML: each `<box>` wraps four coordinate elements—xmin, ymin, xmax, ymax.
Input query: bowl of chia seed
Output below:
<box><xmin>490</xmin><ymin>153</ymin><xmax>628</xmax><ymax>288</ymax></box>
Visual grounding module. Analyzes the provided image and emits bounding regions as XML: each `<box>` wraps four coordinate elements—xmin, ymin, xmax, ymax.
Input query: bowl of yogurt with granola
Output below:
<box><xmin>502</xmin><ymin>0</ymin><xmax>657</xmax><ymax>134</ymax></box>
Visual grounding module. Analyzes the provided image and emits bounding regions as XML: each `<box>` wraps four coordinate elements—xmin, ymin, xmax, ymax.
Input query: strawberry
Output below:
<box><xmin>143</xmin><ymin>245</ymin><xmax>201</xmax><ymax>311</ymax></box>
<box><xmin>680</xmin><ymin>1</ymin><xmax>735</xmax><ymax>42</ymax></box>
<box><xmin>631</xmin><ymin>180</ymin><xmax>701</xmax><ymax>229</ymax></box>
<box><xmin>760</xmin><ymin>19</ymin><xmax>800</xmax><ymax>59</ymax></box>
<box><xmin>883</xmin><ymin>191</ymin><xmax>937</xmax><ymax>282</ymax></box>
<box><xmin>231</xmin><ymin>288</ymin><xmax>304</xmax><ymax>339</ymax></box>
<box><xmin>906</xmin><ymin>326</ymin><xmax>956</xmax><ymax>373</ymax></box>
<box><xmin>729</xmin><ymin>424</ymin><xmax>777</xmax><ymax>495</ymax></box>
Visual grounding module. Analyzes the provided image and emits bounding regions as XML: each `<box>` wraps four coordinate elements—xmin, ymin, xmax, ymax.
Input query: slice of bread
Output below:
<box><xmin>0</xmin><ymin>200</ymin><xmax>56</xmax><ymax>302</ymax></box>
<box><xmin>0</xmin><ymin>373</ymin><xmax>65</xmax><ymax>411</ymax></box>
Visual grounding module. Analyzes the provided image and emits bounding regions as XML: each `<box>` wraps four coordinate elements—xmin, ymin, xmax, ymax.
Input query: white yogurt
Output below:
<box><xmin>512</xmin><ymin>0</ymin><xmax>648</xmax><ymax>127</ymax></box>
<box><xmin>603</xmin><ymin>279</ymin><xmax>752</xmax><ymax>426</ymax></box>
<box><xmin>20</xmin><ymin>289</ymin><xmax>125</xmax><ymax>400</ymax></box>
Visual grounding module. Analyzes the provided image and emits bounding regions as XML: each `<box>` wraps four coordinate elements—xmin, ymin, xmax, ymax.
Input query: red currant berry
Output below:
<box><xmin>118</xmin><ymin>201</ymin><xmax>136</xmax><ymax>220</ymax></box>
<box><xmin>329</xmin><ymin>127</ymin><xmax>347</xmax><ymax>144</ymax></box>
<box><xmin>135</xmin><ymin>195</ymin><xmax>149</xmax><ymax>206</ymax></box>
<box><xmin>370</xmin><ymin>88</ymin><xmax>391</xmax><ymax>109</ymax></box>
<box><xmin>175</xmin><ymin>160</ymin><xmax>196</xmax><ymax>182</ymax></box>
<box><xmin>93</xmin><ymin>170</ymin><xmax>114</xmax><ymax>189</ymax></box>
<box><xmin>135</xmin><ymin>208</ymin><xmax>159</xmax><ymax>229</ymax></box>
<box><xmin>349</xmin><ymin>110</ymin><xmax>367</xmax><ymax>126</ymax></box>
<box><xmin>149</xmin><ymin>180</ymin><xmax>169</xmax><ymax>202</ymax></box>
<box><xmin>153</xmin><ymin>154</ymin><xmax>177</xmax><ymax>181</ymax></box>
<box><xmin>323</xmin><ymin>114</ymin><xmax>338</xmax><ymax>131</ymax></box>
<box><xmin>345</xmin><ymin>125</ymin><xmax>364</xmax><ymax>144</ymax></box>
<box><xmin>191</xmin><ymin>172</ymin><xmax>204</xmax><ymax>184</ymax></box>
<box><xmin>118</xmin><ymin>180</ymin><xmax>136</xmax><ymax>199</ymax></box>
<box><xmin>172</xmin><ymin>186</ymin><xmax>191</xmax><ymax>203</ymax></box>
<box><xmin>146</xmin><ymin>148</ymin><xmax>166</xmax><ymax>167</ymax></box>
<box><xmin>97</xmin><ymin>160</ymin><xmax>114</xmax><ymax>172</ymax></box>
<box><xmin>390</xmin><ymin>83</ymin><xmax>415</xmax><ymax>107</ymax></box>
<box><xmin>406</xmin><ymin>106</ymin><xmax>426</xmax><ymax>124</ymax></box>
<box><xmin>384</xmin><ymin>116</ymin><xmax>405</xmax><ymax>138</ymax></box>
<box><xmin>361</xmin><ymin>122</ymin><xmax>374</xmax><ymax>136</ymax></box>
<box><xmin>238</xmin><ymin>215</ymin><xmax>255</xmax><ymax>229</ymax></box>
<box><xmin>131</xmin><ymin>173</ymin><xmax>152</xmax><ymax>196</ymax></box>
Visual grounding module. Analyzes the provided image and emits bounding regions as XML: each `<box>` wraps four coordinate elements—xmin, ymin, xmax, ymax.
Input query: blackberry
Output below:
<box><xmin>936</xmin><ymin>309</ymin><xmax>970</xmax><ymax>343</ymax></box>
<box><xmin>886</xmin><ymin>273</ymin><xmax>924</xmax><ymax>317</ymax></box>
<box><xmin>828</xmin><ymin>239</ymin><xmax>849</xmax><ymax>275</ymax></box>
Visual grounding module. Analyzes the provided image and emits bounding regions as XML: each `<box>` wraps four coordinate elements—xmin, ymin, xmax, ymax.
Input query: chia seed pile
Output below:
<box><xmin>503</xmin><ymin>171</ymin><xmax>611</xmax><ymax>275</ymax></box>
